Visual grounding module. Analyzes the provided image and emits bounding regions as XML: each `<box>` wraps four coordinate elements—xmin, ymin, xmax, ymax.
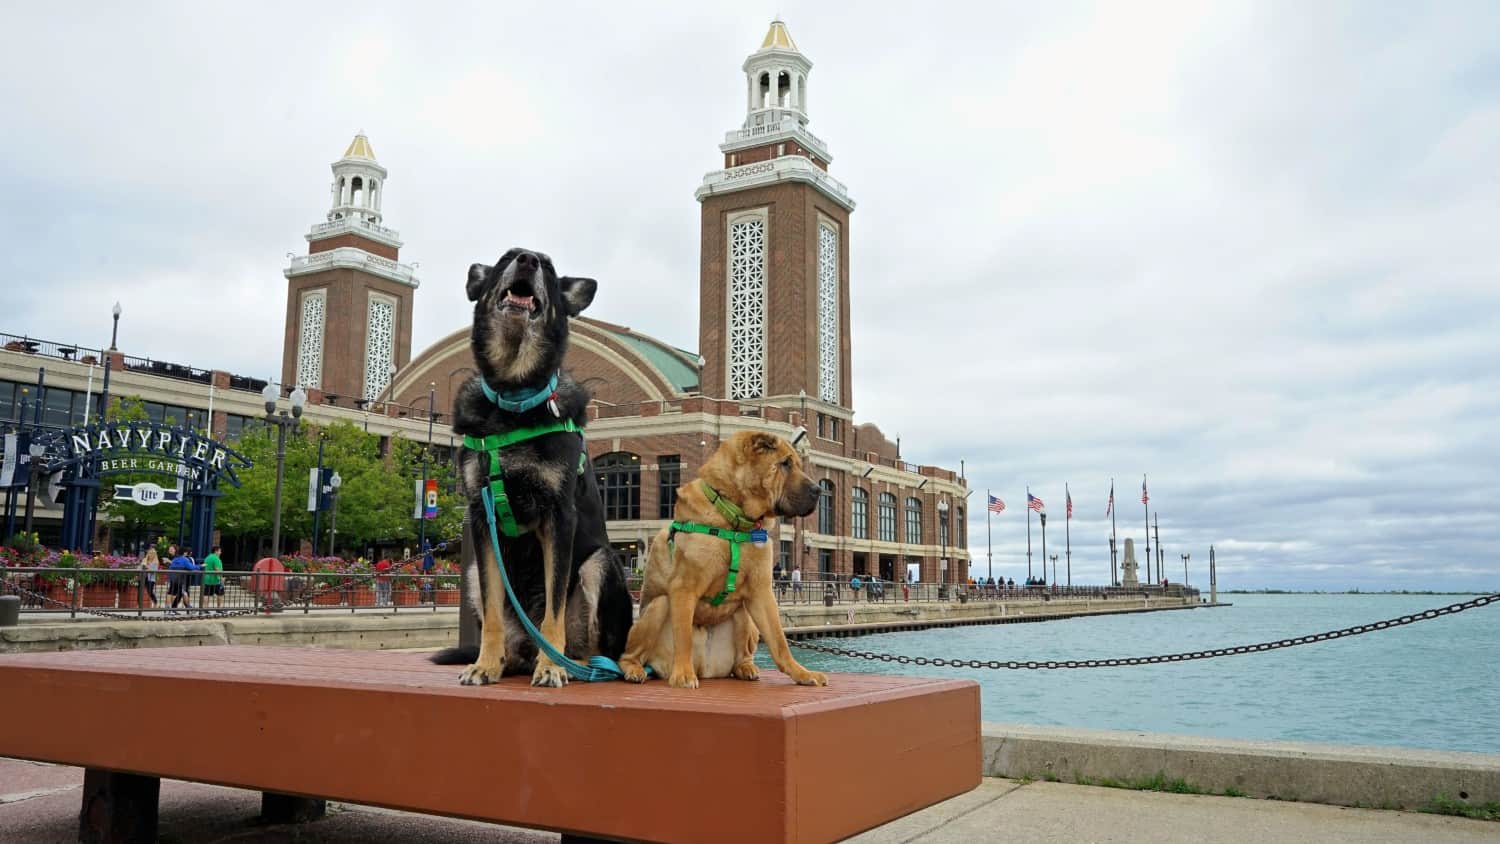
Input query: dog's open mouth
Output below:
<box><xmin>499</xmin><ymin>280</ymin><xmax>540</xmax><ymax>316</ymax></box>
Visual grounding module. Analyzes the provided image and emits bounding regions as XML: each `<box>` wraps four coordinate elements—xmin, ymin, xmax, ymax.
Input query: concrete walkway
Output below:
<box><xmin>2</xmin><ymin>759</ymin><xmax>1492</xmax><ymax>842</ymax></box>
<box><xmin>849</xmin><ymin>778</ymin><xmax>1495</xmax><ymax>843</ymax></box>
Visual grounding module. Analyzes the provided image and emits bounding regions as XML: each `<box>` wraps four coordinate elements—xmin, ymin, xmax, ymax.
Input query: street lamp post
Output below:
<box><xmin>87</xmin><ymin>302</ymin><xmax>122</xmax><ymax>553</ymax></box>
<box><xmin>420</xmin><ymin>382</ymin><xmax>435</xmax><ymax>547</ymax></box>
<box><xmin>1182</xmin><ymin>553</ymin><xmax>1190</xmax><ymax>590</ymax></box>
<box><xmin>936</xmin><ymin>498</ymin><xmax>949</xmax><ymax>586</ymax></box>
<box><xmin>1039</xmin><ymin>511</ymin><xmax>1047</xmax><ymax>584</ymax></box>
<box><xmin>109</xmin><ymin>301</ymin><xmax>121</xmax><ymax>351</ymax></box>
<box><xmin>1109</xmin><ymin>535</ymin><xmax>1118</xmax><ymax>586</ymax></box>
<box><xmin>262</xmin><ymin>383</ymin><xmax>306</xmax><ymax>559</ymax></box>
<box><xmin>21</xmin><ymin>442</ymin><xmax>46</xmax><ymax>535</ymax></box>
<box><xmin>1050</xmin><ymin>554</ymin><xmax>1058</xmax><ymax>588</ymax></box>
<box><xmin>312</xmin><ymin>432</ymin><xmax>327</xmax><ymax>552</ymax></box>
<box><xmin>327</xmin><ymin>471</ymin><xmax>342</xmax><ymax>556</ymax></box>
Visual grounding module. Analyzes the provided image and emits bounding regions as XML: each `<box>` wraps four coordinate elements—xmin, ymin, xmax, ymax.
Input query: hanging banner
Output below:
<box><xmin>423</xmin><ymin>478</ymin><xmax>438</xmax><ymax>519</ymax></box>
<box><xmin>413</xmin><ymin>479</ymin><xmax>423</xmax><ymax>519</ymax></box>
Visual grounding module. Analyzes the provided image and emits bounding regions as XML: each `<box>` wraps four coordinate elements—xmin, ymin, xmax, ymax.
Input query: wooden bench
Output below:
<box><xmin>0</xmin><ymin>645</ymin><xmax>979</xmax><ymax>843</ymax></box>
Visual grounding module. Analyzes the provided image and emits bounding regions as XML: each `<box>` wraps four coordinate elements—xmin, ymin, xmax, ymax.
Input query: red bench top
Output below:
<box><xmin>0</xmin><ymin>646</ymin><xmax>980</xmax><ymax>843</ymax></box>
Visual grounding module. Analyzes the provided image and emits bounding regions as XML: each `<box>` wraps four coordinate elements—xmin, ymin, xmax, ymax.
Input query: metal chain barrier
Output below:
<box><xmin>1</xmin><ymin>539</ymin><xmax>462</xmax><ymax>623</ymax></box>
<box><xmin>789</xmin><ymin>592</ymin><xmax>1499</xmax><ymax>669</ymax></box>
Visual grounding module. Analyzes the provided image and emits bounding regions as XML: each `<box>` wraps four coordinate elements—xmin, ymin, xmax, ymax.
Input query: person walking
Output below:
<box><xmin>849</xmin><ymin>574</ymin><xmax>862</xmax><ymax>603</ymax></box>
<box><xmin>374</xmin><ymin>557</ymin><xmax>393</xmax><ymax>606</ymax></box>
<box><xmin>202</xmin><ymin>545</ymin><xmax>225</xmax><ymax>611</ymax></box>
<box><xmin>138</xmin><ymin>547</ymin><xmax>160</xmax><ymax>609</ymax></box>
<box><xmin>790</xmin><ymin>566</ymin><xmax>802</xmax><ymax>604</ymax></box>
<box><xmin>167</xmin><ymin>546</ymin><xmax>198</xmax><ymax>614</ymax></box>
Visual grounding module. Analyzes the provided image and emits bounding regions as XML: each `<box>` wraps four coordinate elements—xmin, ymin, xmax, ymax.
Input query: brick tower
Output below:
<box><xmin>282</xmin><ymin>133</ymin><xmax>420</xmax><ymax>404</ymax></box>
<box><xmin>696</xmin><ymin>20</ymin><xmax>856</xmax><ymax>414</ymax></box>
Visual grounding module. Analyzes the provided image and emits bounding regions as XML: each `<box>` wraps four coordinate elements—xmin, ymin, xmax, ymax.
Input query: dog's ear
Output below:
<box><xmin>559</xmin><ymin>276</ymin><xmax>597</xmax><ymax>317</ymax></box>
<box><xmin>747</xmin><ymin>432</ymin><xmax>780</xmax><ymax>454</ymax></box>
<box><xmin>466</xmin><ymin>263</ymin><xmax>492</xmax><ymax>302</ymax></box>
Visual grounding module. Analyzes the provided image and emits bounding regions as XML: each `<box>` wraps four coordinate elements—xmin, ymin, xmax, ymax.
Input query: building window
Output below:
<box><xmin>296</xmin><ymin>289</ymin><xmax>326</xmax><ymax>390</ymax></box>
<box><xmin>363</xmin><ymin>293</ymin><xmax>396</xmax><ymax>401</ymax></box>
<box><xmin>658</xmin><ymin>455</ymin><xmax>681</xmax><ymax>519</ymax></box>
<box><xmin>939</xmin><ymin>509</ymin><xmax>950</xmax><ymax>550</ymax></box>
<box><xmin>595</xmin><ymin>452</ymin><xmax>640</xmax><ymax>521</ymax></box>
<box><xmin>958</xmin><ymin>507</ymin><xmax>966</xmax><ymax>548</ymax></box>
<box><xmin>727</xmin><ymin>213</ymin><xmax>767</xmax><ymax>400</ymax></box>
<box><xmin>779</xmin><ymin>540</ymin><xmax>791</xmax><ymax>573</ymax></box>
<box><xmin>819</xmin><ymin>547</ymin><xmax>832</xmax><ymax>577</ymax></box>
<box><xmin>817</xmin><ymin>221</ymin><xmax>840</xmax><ymax>403</ymax></box>
<box><xmin>851</xmin><ymin>487</ymin><xmax>868</xmax><ymax>540</ymax></box>
<box><xmin>816</xmin><ymin>413</ymin><xmax>825</xmax><ymax>438</ymax></box>
<box><xmin>829</xmin><ymin>417</ymin><xmax>841</xmax><ymax>442</ymax></box>
<box><xmin>42</xmin><ymin>387</ymin><xmax>77</xmax><ymax>429</ymax></box>
<box><xmin>877</xmin><ymin>492</ymin><xmax>897</xmax><ymax>542</ymax></box>
<box><xmin>817</xmin><ymin>479</ymin><xmax>835</xmax><ymax>534</ymax></box>
<box><xmin>777</xmin><ymin>143</ymin><xmax>785</xmax><ymax>156</ymax></box>
<box><xmin>0</xmin><ymin>381</ymin><xmax>17</xmax><ymax>422</ymax></box>
<box><xmin>905</xmin><ymin>497</ymin><xmax>923</xmax><ymax>545</ymax></box>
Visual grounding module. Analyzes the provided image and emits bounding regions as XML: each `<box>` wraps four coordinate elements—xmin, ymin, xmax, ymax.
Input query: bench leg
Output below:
<box><xmin>261</xmin><ymin>791</ymin><xmax>327</xmax><ymax>824</ymax></box>
<box><xmin>79</xmin><ymin>768</ymin><xmax>159</xmax><ymax>844</ymax></box>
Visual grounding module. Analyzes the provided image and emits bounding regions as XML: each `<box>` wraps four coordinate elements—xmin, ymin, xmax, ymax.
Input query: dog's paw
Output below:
<box><xmin>618</xmin><ymin>658</ymin><xmax>649</xmax><ymax>683</ymax></box>
<box><xmin>531</xmin><ymin>660</ymin><xmax>569</xmax><ymax>688</ymax></box>
<box><xmin>790</xmin><ymin>669</ymin><xmax>828</xmax><ymax>687</ymax></box>
<box><xmin>731</xmin><ymin>659</ymin><xmax>760</xmax><ymax>681</ymax></box>
<box><xmin>459</xmin><ymin>660</ymin><xmax>503</xmax><ymax>686</ymax></box>
<box><xmin>667</xmin><ymin>668</ymin><xmax>700</xmax><ymax>689</ymax></box>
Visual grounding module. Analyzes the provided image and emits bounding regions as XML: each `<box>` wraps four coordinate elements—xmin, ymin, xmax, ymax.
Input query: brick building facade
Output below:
<box><xmin>378</xmin><ymin>21</ymin><xmax>972</xmax><ymax>584</ymax></box>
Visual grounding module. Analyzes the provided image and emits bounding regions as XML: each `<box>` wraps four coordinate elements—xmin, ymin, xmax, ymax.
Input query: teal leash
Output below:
<box><xmin>479</xmin><ymin>485</ymin><xmax>642</xmax><ymax>682</ymax></box>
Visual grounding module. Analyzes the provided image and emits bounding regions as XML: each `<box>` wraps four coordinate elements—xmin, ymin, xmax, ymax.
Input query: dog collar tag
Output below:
<box><xmin>546</xmin><ymin>395</ymin><xmax>560</xmax><ymax>417</ymax></box>
<box><xmin>750</xmin><ymin>528</ymin><xmax>768</xmax><ymax>546</ymax></box>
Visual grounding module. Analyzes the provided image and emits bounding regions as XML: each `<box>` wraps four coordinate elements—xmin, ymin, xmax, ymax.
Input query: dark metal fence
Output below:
<box><xmin>2</xmin><ymin>567</ymin><xmax>462</xmax><ymax>619</ymax></box>
<box><xmin>0</xmin><ymin>333</ymin><xmax>103</xmax><ymax>364</ymax></box>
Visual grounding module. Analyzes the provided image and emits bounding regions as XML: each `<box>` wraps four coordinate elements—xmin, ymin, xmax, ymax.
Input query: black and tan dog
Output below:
<box><xmin>617</xmin><ymin>431</ymin><xmax>829</xmax><ymax>689</ymax></box>
<box><xmin>431</xmin><ymin>248</ymin><xmax>633</xmax><ymax>687</ymax></box>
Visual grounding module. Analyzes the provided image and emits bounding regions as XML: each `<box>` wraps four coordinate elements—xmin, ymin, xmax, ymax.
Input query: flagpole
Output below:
<box><xmin>986</xmin><ymin>489</ymin><xmax>993</xmax><ymax>583</ymax></box>
<box><xmin>1109</xmin><ymin>478</ymin><xmax>1117</xmax><ymax>586</ymax></box>
<box><xmin>1143</xmin><ymin>474</ymin><xmax>1151</xmax><ymax>584</ymax></box>
<box><xmin>1065</xmin><ymin>482</ymin><xmax>1072</xmax><ymax>589</ymax></box>
<box><xmin>1026</xmin><ymin>486</ymin><xmax>1033</xmax><ymax>580</ymax></box>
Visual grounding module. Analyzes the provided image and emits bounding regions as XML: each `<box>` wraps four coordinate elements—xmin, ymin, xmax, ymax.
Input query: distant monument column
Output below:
<box><xmin>1121</xmin><ymin>537</ymin><xmax>1140</xmax><ymax>588</ymax></box>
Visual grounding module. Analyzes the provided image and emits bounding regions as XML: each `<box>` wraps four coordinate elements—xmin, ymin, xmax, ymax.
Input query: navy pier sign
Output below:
<box><xmin>31</xmin><ymin>420</ymin><xmax>252</xmax><ymax>554</ymax></box>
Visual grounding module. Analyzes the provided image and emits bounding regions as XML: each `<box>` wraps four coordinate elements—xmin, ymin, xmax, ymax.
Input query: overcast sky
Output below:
<box><xmin>3</xmin><ymin>3</ymin><xmax>1497</xmax><ymax>591</ymax></box>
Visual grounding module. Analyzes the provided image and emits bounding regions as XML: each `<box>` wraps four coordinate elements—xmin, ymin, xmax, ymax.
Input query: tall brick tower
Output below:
<box><xmin>696</xmin><ymin>20</ymin><xmax>856</xmax><ymax>414</ymax></box>
<box><xmin>282</xmin><ymin>133</ymin><xmax>420</xmax><ymax>404</ymax></box>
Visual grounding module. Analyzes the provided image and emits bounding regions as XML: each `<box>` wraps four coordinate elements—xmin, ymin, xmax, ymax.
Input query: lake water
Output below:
<box><xmin>783</xmin><ymin>593</ymin><xmax>1500</xmax><ymax>754</ymax></box>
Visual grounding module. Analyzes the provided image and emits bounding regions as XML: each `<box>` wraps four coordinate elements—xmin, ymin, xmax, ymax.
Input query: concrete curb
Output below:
<box><xmin>983</xmin><ymin>723</ymin><xmax>1500</xmax><ymax>810</ymax></box>
<box><xmin>0</xmin><ymin>612</ymin><xmax>459</xmax><ymax>653</ymax></box>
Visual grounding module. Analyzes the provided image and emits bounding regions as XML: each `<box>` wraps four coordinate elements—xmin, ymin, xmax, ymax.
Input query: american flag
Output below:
<box><xmin>1106</xmin><ymin>482</ymin><xmax>1114</xmax><ymax>517</ymax></box>
<box><xmin>1027</xmin><ymin>493</ymin><xmax>1045</xmax><ymax>512</ymax></box>
<box><xmin>987</xmin><ymin>495</ymin><xmax>1006</xmax><ymax>514</ymax></box>
<box><xmin>1066</xmin><ymin>489</ymin><xmax>1073</xmax><ymax>520</ymax></box>
<box><xmin>1141</xmin><ymin>476</ymin><xmax>1149</xmax><ymax>505</ymax></box>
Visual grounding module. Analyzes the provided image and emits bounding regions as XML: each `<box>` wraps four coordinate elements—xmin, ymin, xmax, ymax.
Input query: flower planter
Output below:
<box><xmin>311</xmin><ymin>589</ymin><xmax>343</xmax><ymax>606</ymax></box>
<box><xmin>348</xmin><ymin>586</ymin><xmax>376</xmax><ymax>607</ymax></box>
<box><xmin>117</xmin><ymin>587</ymin><xmax>144</xmax><ymax>609</ymax></box>
<box><xmin>435</xmin><ymin>588</ymin><xmax>460</xmax><ymax>606</ymax></box>
<box><xmin>79</xmin><ymin>584</ymin><xmax>117</xmax><ymax>607</ymax></box>
<box><xmin>46</xmin><ymin>584</ymin><xmax>72</xmax><ymax>607</ymax></box>
<box><xmin>392</xmin><ymin>589</ymin><xmax>421</xmax><ymax>607</ymax></box>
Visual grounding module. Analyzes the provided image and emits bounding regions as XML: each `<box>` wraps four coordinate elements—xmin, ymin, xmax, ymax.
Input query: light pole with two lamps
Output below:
<box><xmin>261</xmin><ymin>383</ymin><xmax>307</xmax><ymax>558</ymax></box>
<box><xmin>1181</xmin><ymin>553</ymin><xmax>1190</xmax><ymax>590</ymax></box>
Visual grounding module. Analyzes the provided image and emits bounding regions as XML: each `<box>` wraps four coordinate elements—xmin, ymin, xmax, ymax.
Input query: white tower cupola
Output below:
<box><xmin>745</xmin><ymin>20</ymin><xmax>811</xmax><ymax>127</ymax></box>
<box><xmin>328</xmin><ymin>131</ymin><xmax>387</xmax><ymax>226</ymax></box>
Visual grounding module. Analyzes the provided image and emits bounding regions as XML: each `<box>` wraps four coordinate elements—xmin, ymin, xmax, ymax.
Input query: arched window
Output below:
<box><xmin>877</xmin><ymin>493</ymin><xmax>897</xmax><ymax>543</ymax></box>
<box><xmin>594</xmin><ymin>452</ymin><xmax>640</xmax><ymax>521</ymax></box>
<box><xmin>958</xmin><ymin>507</ymin><xmax>966</xmax><ymax>549</ymax></box>
<box><xmin>350</xmin><ymin>176</ymin><xmax>364</xmax><ymax>208</ymax></box>
<box><xmin>759</xmin><ymin>71</ymin><xmax>772</xmax><ymax>108</ymax></box>
<box><xmin>939</xmin><ymin>507</ymin><xmax>950</xmax><ymax>549</ymax></box>
<box><xmin>905</xmin><ymin>497</ymin><xmax>923</xmax><ymax>544</ymax></box>
<box><xmin>817</xmin><ymin>479</ymin><xmax>835</xmax><ymax>534</ymax></box>
<box><xmin>851</xmin><ymin>487</ymin><xmax>868</xmax><ymax>540</ymax></box>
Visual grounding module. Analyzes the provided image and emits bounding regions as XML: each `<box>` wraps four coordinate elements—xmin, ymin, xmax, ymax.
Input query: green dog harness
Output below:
<box><xmin>463</xmin><ymin>419</ymin><xmax>586</xmax><ymax>538</ymax></box>
<box><xmin>668</xmin><ymin>481</ymin><xmax>767</xmax><ymax>607</ymax></box>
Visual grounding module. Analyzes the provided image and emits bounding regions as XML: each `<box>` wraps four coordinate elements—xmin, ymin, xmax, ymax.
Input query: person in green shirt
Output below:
<box><xmin>202</xmin><ymin>546</ymin><xmax>225</xmax><ymax>610</ymax></box>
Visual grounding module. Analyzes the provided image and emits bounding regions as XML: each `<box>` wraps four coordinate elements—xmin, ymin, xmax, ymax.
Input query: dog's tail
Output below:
<box><xmin>428</xmin><ymin>646</ymin><xmax>479</xmax><ymax>665</ymax></box>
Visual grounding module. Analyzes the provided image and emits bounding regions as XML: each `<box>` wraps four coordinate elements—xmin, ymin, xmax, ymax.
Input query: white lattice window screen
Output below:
<box><xmin>363</xmin><ymin>295</ymin><xmax>396</xmax><ymax>401</ymax></box>
<box><xmin>296</xmin><ymin>291</ymin><xmax>325</xmax><ymax>390</ymax></box>
<box><xmin>817</xmin><ymin>222</ymin><xmax>839</xmax><ymax>404</ymax></box>
<box><xmin>728</xmin><ymin>216</ymin><xmax>767</xmax><ymax>400</ymax></box>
